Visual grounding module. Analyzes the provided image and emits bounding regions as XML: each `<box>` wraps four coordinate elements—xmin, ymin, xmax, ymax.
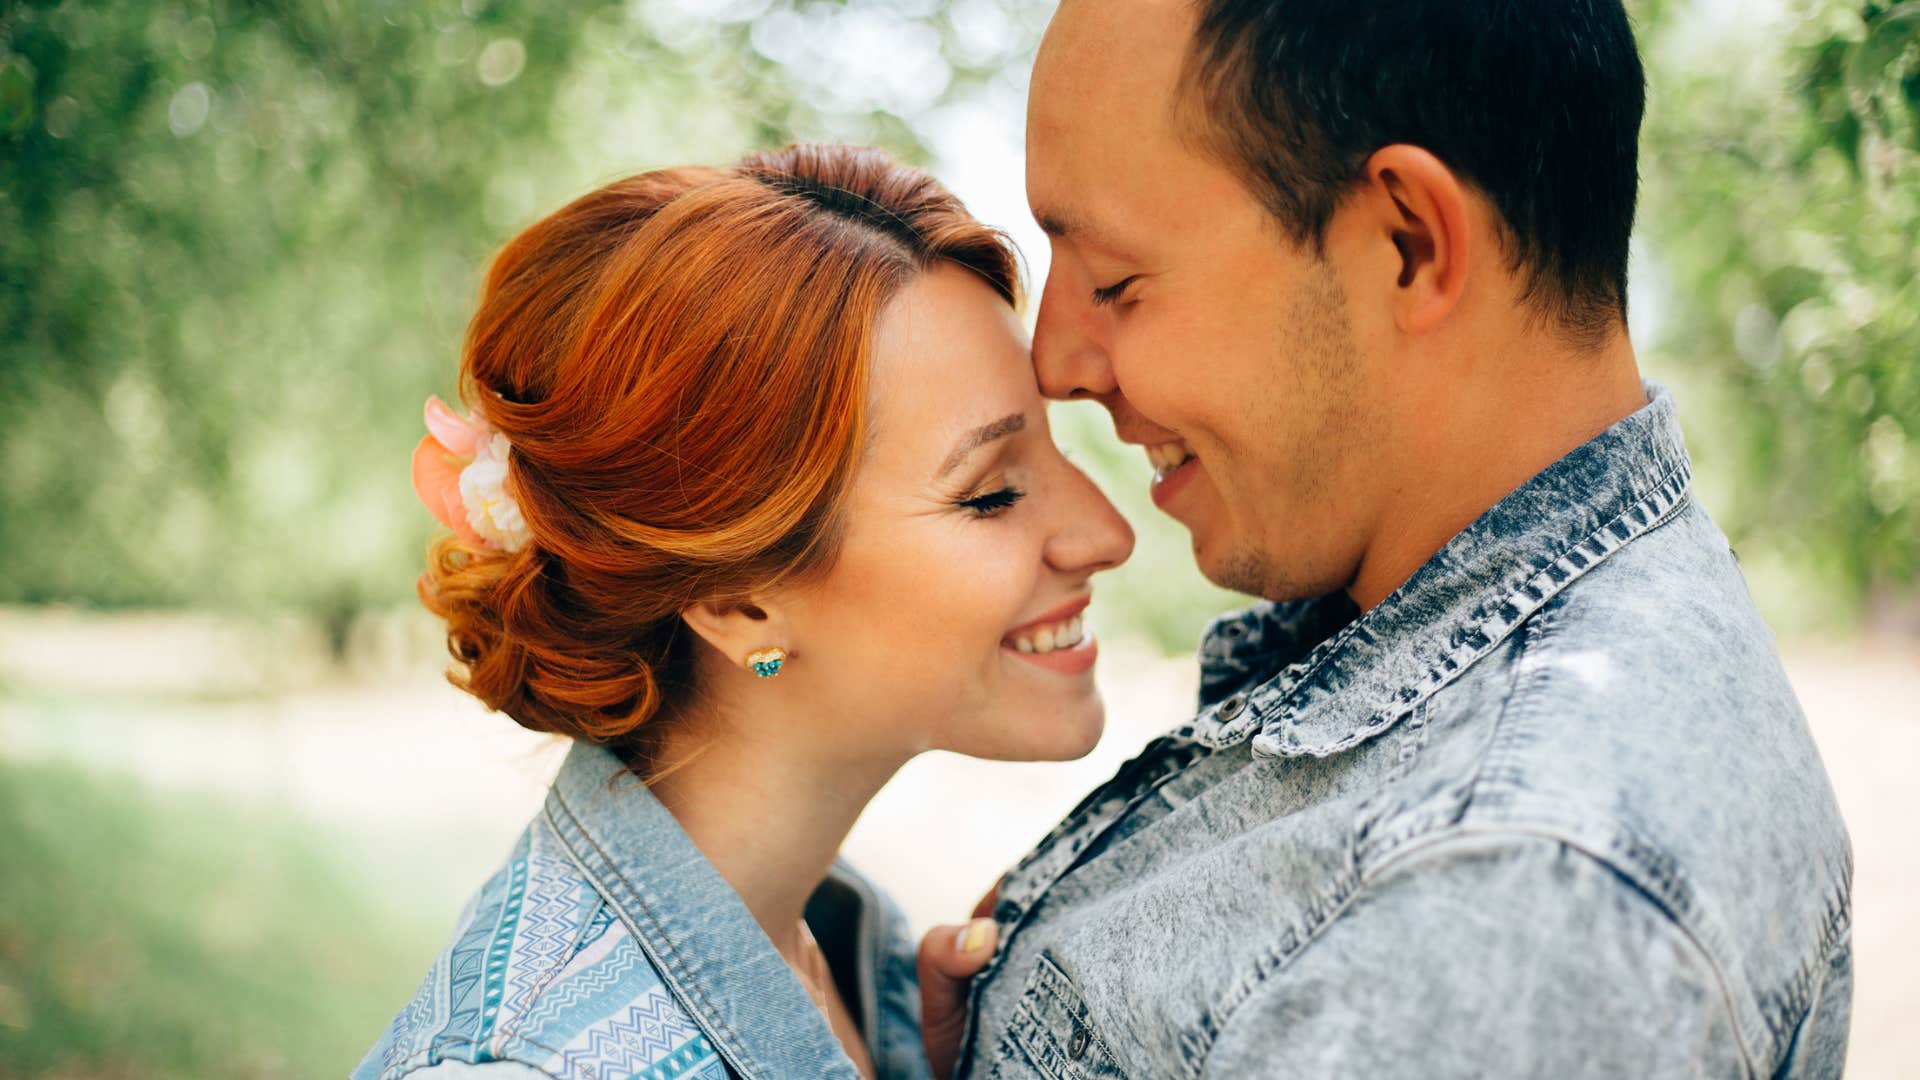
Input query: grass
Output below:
<box><xmin>0</xmin><ymin>756</ymin><xmax>443</xmax><ymax>1079</ymax></box>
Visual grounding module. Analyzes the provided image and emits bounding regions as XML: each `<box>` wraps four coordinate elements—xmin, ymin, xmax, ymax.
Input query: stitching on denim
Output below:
<box><xmin>1011</xmin><ymin>952</ymin><xmax>1125</xmax><ymax>1077</ymax></box>
<box><xmin>495</xmin><ymin>831</ymin><xmax>607</xmax><ymax>1050</ymax></box>
<box><xmin>541</xmin><ymin>788</ymin><xmax>762</xmax><ymax>1079</ymax></box>
<box><xmin>1186</xmin><ymin>869</ymin><xmax>1366</xmax><ymax>1079</ymax></box>
<box><xmin>1755</xmin><ymin>881</ymin><xmax>1854</xmax><ymax>1061</ymax></box>
<box><xmin>1375</xmin><ymin>698</ymin><xmax>1435</xmax><ymax>791</ymax></box>
<box><xmin>1263</xmin><ymin>456</ymin><xmax>1693</xmax><ymax>759</ymax></box>
<box><xmin>382</xmin><ymin>1034</ymin><xmax>582</xmax><ymax>1080</ymax></box>
<box><xmin>1349</xmin><ymin>701</ymin><xmax>1441</xmax><ymax>868</ymax></box>
<box><xmin>1464</xmin><ymin>600</ymin><xmax>1565</xmax><ymax>812</ymax></box>
<box><xmin>985</xmin><ymin>1021</ymin><xmax>1045</xmax><ymax>1080</ymax></box>
<box><xmin>1366</xmin><ymin>824</ymin><xmax>1766</xmax><ymax>1080</ymax></box>
<box><xmin>1448</xmin><ymin>522</ymin><xmax>1801</xmax><ymax>1075</ymax></box>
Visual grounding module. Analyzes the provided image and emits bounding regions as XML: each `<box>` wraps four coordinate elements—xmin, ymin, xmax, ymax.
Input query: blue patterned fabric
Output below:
<box><xmin>354</xmin><ymin>742</ymin><xmax>930</xmax><ymax>1080</ymax></box>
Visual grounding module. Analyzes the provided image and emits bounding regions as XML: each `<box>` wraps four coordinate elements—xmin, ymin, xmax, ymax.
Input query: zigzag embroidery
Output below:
<box><xmin>384</xmin><ymin>951</ymin><xmax>445</xmax><ymax>1072</ymax></box>
<box><xmin>498</xmin><ymin>851</ymin><xmax>590</xmax><ymax>1019</ymax></box>
<box><xmin>508</xmin><ymin>927</ymin><xmax>652</xmax><ymax>1038</ymax></box>
<box><xmin>431</xmin><ymin>832</ymin><xmax>528</xmax><ymax>1057</ymax></box>
<box><xmin>472</xmin><ymin>850</ymin><xmax>531</xmax><ymax>1043</ymax></box>
<box><xmin>572</xmin><ymin>898</ymin><xmax>619</xmax><ymax>962</ymax></box>
<box><xmin>556</xmin><ymin>987</ymin><xmax>712</xmax><ymax>1078</ymax></box>
<box><xmin>630</xmin><ymin>1034</ymin><xmax>726</xmax><ymax>1080</ymax></box>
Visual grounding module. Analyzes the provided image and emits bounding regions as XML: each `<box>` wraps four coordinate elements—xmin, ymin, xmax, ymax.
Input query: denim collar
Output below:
<box><xmin>542</xmin><ymin>741</ymin><xmax>864</xmax><ymax>1080</ymax></box>
<box><xmin>1191</xmin><ymin>381</ymin><xmax>1693</xmax><ymax>758</ymax></box>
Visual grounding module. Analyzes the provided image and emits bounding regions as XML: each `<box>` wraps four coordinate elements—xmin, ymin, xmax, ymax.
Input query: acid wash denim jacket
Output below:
<box><xmin>352</xmin><ymin>741</ymin><xmax>929</xmax><ymax>1080</ymax></box>
<box><xmin>958</xmin><ymin>383</ymin><xmax>1853</xmax><ymax>1080</ymax></box>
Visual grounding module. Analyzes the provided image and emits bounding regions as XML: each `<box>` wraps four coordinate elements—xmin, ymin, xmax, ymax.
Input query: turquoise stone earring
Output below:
<box><xmin>745</xmin><ymin>647</ymin><xmax>787</xmax><ymax>679</ymax></box>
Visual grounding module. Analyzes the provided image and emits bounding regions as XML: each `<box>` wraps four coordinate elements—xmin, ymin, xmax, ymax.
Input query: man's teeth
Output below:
<box><xmin>1011</xmin><ymin>615</ymin><xmax>1086</xmax><ymax>655</ymax></box>
<box><xmin>1146</xmin><ymin>440</ymin><xmax>1196</xmax><ymax>478</ymax></box>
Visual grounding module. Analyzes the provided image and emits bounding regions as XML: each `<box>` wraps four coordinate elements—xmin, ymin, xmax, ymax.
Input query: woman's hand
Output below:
<box><xmin>917</xmin><ymin>881</ymin><xmax>1002</xmax><ymax>1079</ymax></box>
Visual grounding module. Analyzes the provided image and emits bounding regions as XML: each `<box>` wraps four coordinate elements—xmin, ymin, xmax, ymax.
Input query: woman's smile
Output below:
<box><xmin>1001</xmin><ymin>594</ymin><xmax>1099</xmax><ymax>676</ymax></box>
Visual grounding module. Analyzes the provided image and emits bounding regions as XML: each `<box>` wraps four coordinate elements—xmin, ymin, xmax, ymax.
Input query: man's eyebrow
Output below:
<box><xmin>1035</xmin><ymin>210</ymin><xmax>1074</xmax><ymax>238</ymax></box>
<box><xmin>937</xmin><ymin>413</ymin><xmax>1027</xmax><ymax>479</ymax></box>
<box><xmin>1034</xmin><ymin>207</ymin><xmax>1129</xmax><ymax>257</ymax></box>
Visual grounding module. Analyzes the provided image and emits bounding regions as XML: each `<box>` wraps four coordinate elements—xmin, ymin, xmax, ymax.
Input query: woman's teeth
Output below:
<box><xmin>1147</xmin><ymin>440</ymin><xmax>1195</xmax><ymax>480</ymax></box>
<box><xmin>1011</xmin><ymin>615</ymin><xmax>1086</xmax><ymax>655</ymax></box>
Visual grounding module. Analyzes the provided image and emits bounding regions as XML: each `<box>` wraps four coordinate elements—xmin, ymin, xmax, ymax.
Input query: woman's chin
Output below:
<box><xmin>984</xmin><ymin>698</ymin><xmax>1107</xmax><ymax>763</ymax></box>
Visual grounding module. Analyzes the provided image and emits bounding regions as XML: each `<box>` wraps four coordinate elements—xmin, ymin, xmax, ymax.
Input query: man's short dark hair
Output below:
<box><xmin>1179</xmin><ymin>0</ymin><xmax>1646</xmax><ymax>344</ymax></box>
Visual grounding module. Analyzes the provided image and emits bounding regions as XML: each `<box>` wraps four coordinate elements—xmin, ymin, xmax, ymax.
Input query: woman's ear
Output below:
<box><xmin>679</xmin><ymin>597</ymin><xmax>788</xmax><ymax>673</ymax></box>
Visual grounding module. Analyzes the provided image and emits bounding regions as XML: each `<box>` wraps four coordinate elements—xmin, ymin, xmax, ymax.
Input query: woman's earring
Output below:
<box><xmin>745</xmin><ymin>647</ymin><xmax>788</xmax><ymax>679</ymax></box>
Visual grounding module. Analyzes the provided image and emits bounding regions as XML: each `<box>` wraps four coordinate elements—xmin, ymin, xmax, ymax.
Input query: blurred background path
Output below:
<box><xmin>0</xmin><ymin>608</ymin><xmax>1913</xmax><ymax>1076</ymax></box>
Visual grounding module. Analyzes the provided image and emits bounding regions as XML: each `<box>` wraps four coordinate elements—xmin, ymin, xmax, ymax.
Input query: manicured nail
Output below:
<box><xmin>959</xmin><ymin>918</ymin><xmax>993</xmax><ymax>954</ymax></box>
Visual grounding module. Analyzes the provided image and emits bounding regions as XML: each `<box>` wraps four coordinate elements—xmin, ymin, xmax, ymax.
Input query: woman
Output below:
<box><xmin>353</xmin><ymin>144</ymin><xmax>1134</xmax><ymax>1080</ymax></box>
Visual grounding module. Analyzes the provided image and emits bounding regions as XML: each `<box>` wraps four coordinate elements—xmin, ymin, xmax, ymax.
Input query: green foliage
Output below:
<box><xmin>1</xmin><ymin>0</ymin><xmax>1914</xmax><ymax>642</ymax></box>
<box><xmin>1634</xmin><ymin>0</ymin><xmax>1920</xmax><ymax>615</ymax></box>
<box><xmin>1</xmin><ymin>0</ymin><xmax>632</xmax><ymax>618</ymax></box>
<box><xmin>0</xmin><ymin>0</ymin><xmax>1049</xmax><ymax>627</ymax></box>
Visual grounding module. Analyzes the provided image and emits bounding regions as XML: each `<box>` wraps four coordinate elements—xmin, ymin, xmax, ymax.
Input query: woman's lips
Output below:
<box><xmin>1003</xmin><ymin>595</ymin><xmax>1091</xmax><ymax>643</ymax></box>
<box><xmin>1005</xmin><ymin>630</ymin><xmax>1098</xmax><ymax>676</ymax></box>
<box><xmin>1002</xmin><ymin>594</ymin><xmax>1098</xmax><ymax>676</ymax></box>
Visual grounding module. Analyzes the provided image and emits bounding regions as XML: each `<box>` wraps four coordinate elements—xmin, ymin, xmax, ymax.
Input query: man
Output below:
<box><xmin>919</xmin><ymin>1</ymin><xmax>1852</xmax><ymax>1076</ymax></box>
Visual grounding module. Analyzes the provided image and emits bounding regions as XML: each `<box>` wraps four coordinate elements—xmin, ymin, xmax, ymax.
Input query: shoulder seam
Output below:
<box><xmin>1199</xmin><ymin>827</ymin><xmax>1759</xmax><ymax>1080</ymax></box>
<box><xmin>1368</xmin><ymin>825</ymin><xmax>1764</xmax><ymax>1080</ymax></box>
<box><xmin>1464</xmin><ymin>596</ymin><xmax>1567</xmax><ymax>811</ymax></box>
<box><xmin>495</xmin><ymin>820</ymin><xmax>611</xmax><ymax>1046</ymax></box>
<box><xmin>377</xmin><ymin>1035</ymin><xmax>576</xmax><ymax>1080</ymax></box>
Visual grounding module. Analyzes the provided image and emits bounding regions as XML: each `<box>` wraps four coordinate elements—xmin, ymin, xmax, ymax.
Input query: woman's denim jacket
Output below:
<box><xmin>352</xmin><ymin>742</ymin><xmax>929</xmax><ymax>1080</ymax></box>
<box><xmin>959</xmin><ymin>384</ymin><xmax>1852</xmax><ymax>1079</ymax></box>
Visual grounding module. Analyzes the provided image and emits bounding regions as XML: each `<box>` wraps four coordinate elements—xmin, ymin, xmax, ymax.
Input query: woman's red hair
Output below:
<box><xmin>420</xmin><ymin>145</ymin><xmax>1019</xmax><ymax>771</ymax></box>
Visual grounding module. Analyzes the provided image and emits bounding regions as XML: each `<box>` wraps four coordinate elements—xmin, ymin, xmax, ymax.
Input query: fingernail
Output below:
<box><xmin>960</xmin><ymin>918</ymin><xmax>993</xmax><ymax>954</ymax></box>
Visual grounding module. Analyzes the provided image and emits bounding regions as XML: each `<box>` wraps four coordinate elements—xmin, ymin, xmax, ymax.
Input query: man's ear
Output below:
<box><xmin>680</xmin><ymin>597</ymin><xmax>788</xmax><ymax>674</ymax></box>
<box><xmin>1357</xmin><ymin>144</ymin><xmax>1472</xmax><ymax>336</ymax></box>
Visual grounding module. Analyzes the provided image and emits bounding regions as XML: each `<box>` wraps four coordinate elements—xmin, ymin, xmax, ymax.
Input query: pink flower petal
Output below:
<box><xmin>424</xmin><ymin>395</ymin><xmax>482</xmax><ymax>457</ymax></box>
<box><xmin>411</xmin><ymin>434</ymin><xmax>484</xmax><ymax>545</ymax></box>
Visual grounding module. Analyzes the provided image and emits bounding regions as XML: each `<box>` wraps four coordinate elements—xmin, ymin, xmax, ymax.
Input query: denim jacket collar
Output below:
<box><xmin>542</xmin><ymin>741</ymin><xmax>865</xmax><ymax>1080</ymax></box>
<box><xmin>1192</xmin><ymin>381</ymin><xmax>1694</xmax><ymax>759</ymax></box>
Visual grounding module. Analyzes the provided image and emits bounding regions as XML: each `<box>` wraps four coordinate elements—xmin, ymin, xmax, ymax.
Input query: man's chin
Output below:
<box><xmin>1190</xmin><ymin>530</ymin><xmax>1265</xmax><ymax>598</ymax></box>
<box><xmin>1195</xmin><ymin>537</ymin><xmax>1341</xmax><ymax>604</ymax></box>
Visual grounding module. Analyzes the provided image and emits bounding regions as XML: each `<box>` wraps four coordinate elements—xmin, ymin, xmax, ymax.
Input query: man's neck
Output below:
<box><xmin>1345</xmin><ymin>331</ymin><xmax>1648</xmax><ymax>612</ymax></box>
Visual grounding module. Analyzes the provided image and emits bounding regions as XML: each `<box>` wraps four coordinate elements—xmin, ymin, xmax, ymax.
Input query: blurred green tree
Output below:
<box><xmin>0</xmin><ymin>0</ymin><xmax>1052</xmax><ymax>644</ymax></box>
<box><xmin>1633</xmin><ymin>0</ymin><xmax>1918</xmax><ymax>624</ymax></box>
<box><xmin>1</xmin><ymin>0</ymin><xmax>1914</xmax><ymax>648</ymax></box>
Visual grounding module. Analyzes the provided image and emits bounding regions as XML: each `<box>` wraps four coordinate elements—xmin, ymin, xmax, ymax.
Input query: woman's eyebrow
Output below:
<box><xmin>936</xmin><ymin>413</ymin><xmax>1027</xmax><ymax>479</ymax></box>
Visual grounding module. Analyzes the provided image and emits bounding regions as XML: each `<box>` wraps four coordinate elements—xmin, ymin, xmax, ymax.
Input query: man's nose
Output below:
<box><xmin>1032</xmin><ymin>266</ymin><xmax>1116</xmax><ymax>402</ymax></box>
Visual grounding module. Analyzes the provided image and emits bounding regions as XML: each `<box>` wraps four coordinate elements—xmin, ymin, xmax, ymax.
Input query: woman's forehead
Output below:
<box><xmin>863</xmin><ymin>265</ymin><xmax>1035</xmax><ymax>470</ymax></box>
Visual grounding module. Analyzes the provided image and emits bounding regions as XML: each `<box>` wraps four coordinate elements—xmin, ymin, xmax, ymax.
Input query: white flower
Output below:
<box><xmin>460</xmin><ymin>432</ymin><xmax>532</xmax><ymax>553</ymax></box>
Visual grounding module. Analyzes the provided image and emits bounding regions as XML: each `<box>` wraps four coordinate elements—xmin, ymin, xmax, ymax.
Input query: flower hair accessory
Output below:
<box><xmin>411</xmin><ymin>394</ymin><xmax>532</xmax><ymax>553</ymax></box>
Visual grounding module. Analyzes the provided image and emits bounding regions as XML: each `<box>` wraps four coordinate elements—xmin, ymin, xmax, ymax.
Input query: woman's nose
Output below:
<box><xmin>1045</xmin><ymin>458</ymin><xmax>1136</xmax><ymax>576</ymax></box>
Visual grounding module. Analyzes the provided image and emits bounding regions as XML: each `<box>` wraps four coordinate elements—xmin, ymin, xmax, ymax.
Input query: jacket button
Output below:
<box><xmin>1068</xmin><ymin>1025</ymin><xmax>1090</xmax><ymax>1060</ymax></box>
<box><xmin>1217</xmin><ymin>695</ymin><xmax>1246</xmax><ymax>722</ymax></box>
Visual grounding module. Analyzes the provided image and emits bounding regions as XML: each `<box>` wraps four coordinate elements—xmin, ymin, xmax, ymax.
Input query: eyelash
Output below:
<box><xmin>1091</xmin><ymin>276</ymin><xmax>1138</xmax><ymax>308</ymax></box>
<box><xmin>957</xmin><ymin>486</ymin><xmax>1026</xmax><ymax>518</ymax></box>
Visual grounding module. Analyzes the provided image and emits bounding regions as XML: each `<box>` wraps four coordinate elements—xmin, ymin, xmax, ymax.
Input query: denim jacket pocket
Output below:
<box><xmin>989</xmin><ymin>950</ymin><xmax>1128</xmax><ymax>1080</ymax></box>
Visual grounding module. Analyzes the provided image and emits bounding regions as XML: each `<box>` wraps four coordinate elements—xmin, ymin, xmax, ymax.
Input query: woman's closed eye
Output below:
<box><xmin>955</xmin><ymin>485</ymin><xmax>1026</xmax><ymax>518</ymax></box>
